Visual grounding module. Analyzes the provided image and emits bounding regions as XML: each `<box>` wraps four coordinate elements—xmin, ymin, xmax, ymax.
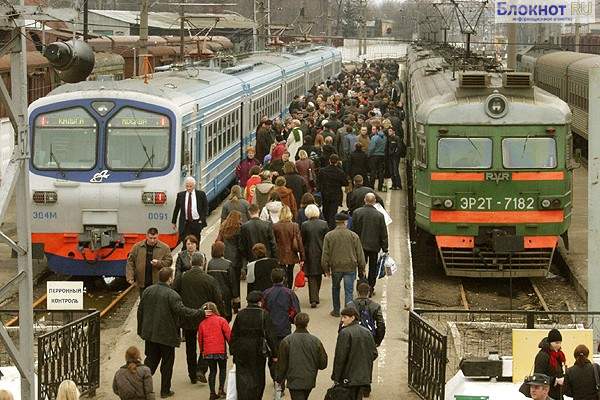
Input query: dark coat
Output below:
<box><xmin>112</xmin><ymin>363</ymin><xmax>154</xmax><ymax>400</ymax></box>
<box><xmin>564</xmin><ymin>362</ymin><xmax>599</xmax><ymax>400</ymax></box>
<box><xmin>221</xmin><ymin>198</ymin><xmax>250</xmax><ymax>223</ymax></box>
<box><xmin>301</xmin><ymin>218</ymin><xmax>329</xmax><ymax>276</ymax></box>
<box><xmin>277</xmin><ymin>328</ymin><xmax>328</xmax><ymax>390</ymax></box>
<box><xmin>317</xmin><ymin>164</ymin><xmax>348</xmax><ymax>205</ymax></box>
<box><xmin>256</xmin><ymin>127</ymin><xmax>274</xmax><ymax>162</ymax></box>
<box><xmin>137</xmin><ymin>282</ymin><xmax>205</xmax><ymax>347</ymax></box>
<box><xmin>331</xmin><ymin>321</ymin><xmax>378</xmax><ymax>386</ymax></box>
<box><xmin>262</xmin><ymin>283</ymin><xmax>301</xmax><ymax>338</ymax></box>
<box><xmin>174</xmin><ymin>249</ymin><xmax>194</xmax><ymax>282</ymax></box>
<box><xmin>534</xmin><ymin>338</ymin><xmax>565</xmax><ymax>400</ymax></box>
<box><xmin>284</xmin><ymin>173</ymin><xmax>308</xmax><ymax>213</ymax></box>
<box><xmin>207</xmin><ymin>258</ymin><xmax>236</xmax><ymax>320</ymax></box>
<box><xmin>348</xmin><ymin>149</ymin><xmax>369</xmax><ymax>179</ymax></box>
<box><xmin>352</xmin><ymin>204</ymin><xmax>389</xmax><ymax>253</ymax></box>
<box><xmin>231</xmin><ymin>305</ymin><xmax>278</xmax><ymax>400</ymax></box>
<box><xmin>273</xmin><ymin>221</ymin><xmax>304</xmax><ymax>265</ymax></box>
<box><xmin>348</xmin><ymin>297</ymin><xmax>386</xmax><ymax>346</ymax></box>
<box><xmin>322</xmin><ymin>226</ymin><xmax>366</xmax><ymax>274</ymax></box>
<box><xmin>171</xmin><ymin>189</ymin><xmax>208</xmax><ymax>238</ymax></box>
<box><xmin>346</xmin><ymin>186</ymin><xmax>384</xmax><ymax>214</ymax></box>
<box><xmin>172</xmin><ymin>267</ymin><xmax>221</xmax><ymax>330</ymax></box>
<box><xmin>240</xmin><ymin>217</ymin><xmax>278</xmax><ymax>261</ymax></box>
<box><xmin>247</xmin><ymin>257</ymin><xmax>279</xmax><ymax>293</ymax></box>
<box><xmin>217</xmin><ymin>229</ymin><xmax>244</xmax><ymax>277</ymax></box>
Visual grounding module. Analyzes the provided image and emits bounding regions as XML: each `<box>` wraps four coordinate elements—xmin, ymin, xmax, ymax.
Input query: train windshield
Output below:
<box><xmin>437</xmin><ymin>138</ymin><xmax>492</xmax><ymax>169</ymax></box>
<box><xmin>502</xmin><ymin>137</ymin><xmax>557</xmax><ymax>169</ymax></box>
<box><xmin>106</xmin><ymin>107</ymin><xmax>170</xmax><ymax>171</ymax></box>
<box><xmin>33</xmin><ymin>108</ymin><xmax>97</xmax><ymax>170</ymax></box>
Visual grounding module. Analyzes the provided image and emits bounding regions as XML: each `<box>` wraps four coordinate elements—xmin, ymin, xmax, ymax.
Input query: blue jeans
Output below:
<box><xmin>332</xmin><ymin>271</ymin><xmax>356</xmax><ymax>313</ymax></box>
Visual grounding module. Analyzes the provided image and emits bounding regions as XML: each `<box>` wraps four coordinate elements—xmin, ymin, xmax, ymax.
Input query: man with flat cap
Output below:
<box><xmin>524</xmin><ymin>373</ymin><xmax>554</xmax><ymax>400</ymax></box>
<box><xmin>230</xmin><ymin>290</ymin><xmax>277</xmax><ymax>400</ymax></box>
<box><xmin>321</xmin><ymin>213</ymin><xmax>365</xmax><ymax>318</ymax></box>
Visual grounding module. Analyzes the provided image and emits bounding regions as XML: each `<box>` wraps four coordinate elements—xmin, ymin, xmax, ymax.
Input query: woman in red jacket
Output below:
<box><xmin>198</xmin><ymin>302</ymin><xmax>232</xmax><ymax>400</ymax></box>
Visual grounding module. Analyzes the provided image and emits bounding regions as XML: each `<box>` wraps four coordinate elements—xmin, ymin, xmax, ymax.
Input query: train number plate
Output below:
<box><xmin>458</xmin><ymin>197</ymin><xmax>535</xmax><ymax>210</ymax></box>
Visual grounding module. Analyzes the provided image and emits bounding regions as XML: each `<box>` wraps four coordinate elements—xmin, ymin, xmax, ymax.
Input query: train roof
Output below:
<box><xmin>407</xmin><ymin>48</ymin><xmax>571</xmax><ymax>125</ymax></box>
<box><xmin>536</xmin><ymin>51</ymin><xmax>597</xmax><ymax>72</ymax></box>
<box><xmin>42</xmin><ymin>47</ymin><xmax>341</xmax><ymax>115</ymax></box>
<box><xmin>569</xmin><ymin>55</ymin><xmax>600</xmax><ymax>78</ymax></box>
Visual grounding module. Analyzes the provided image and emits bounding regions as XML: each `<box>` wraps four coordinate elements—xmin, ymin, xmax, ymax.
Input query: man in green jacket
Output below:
<box><xmin>138</xmin><ymin>267</ymin><xmax>207</xmax><ymax>398</ymax></box>
<box><xmin>277</xmin><ymin>313</ymin><xmax>328</xmax><ymax>400</ymax></box>
<box><xmin>321</xmin><ymin>213</ymin><xmax>366</xmax><ymax>318</ymax></box>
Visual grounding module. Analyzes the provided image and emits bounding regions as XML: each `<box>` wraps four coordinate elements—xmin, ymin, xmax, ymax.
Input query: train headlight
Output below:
<box><xmin>33</xmin><ymin>191</ymin><xmax>58</xmax><ymax>204</ymax></box>
<box><xmin>541</xmin><ymin>199</ymin><xmax>551</xmax><ymax>208</ymax></box>
<box><xmin>443</xmin><ymin>199</ymin><xmax>454</xmax><ymax>209</ymax></box>
<box><xmin>485</xmin><ymin>93</ymin><xmax>509</xmax><ymax>119</ymax></box>
<box><xmin>142</xmin><ymin>192</ymin><xmax>167</xmax><ymax>205</ymax></box>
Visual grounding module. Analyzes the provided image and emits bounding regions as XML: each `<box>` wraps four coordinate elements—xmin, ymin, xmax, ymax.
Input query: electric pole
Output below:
<box><xmin>139</xmin><ymin>0</ymin><xmax>149</xmax><ymax>75</ymax></box>
<box><xmin>507</xmin><ymin>23</ymin><xmax>517</xmax><ymax>70</ymax></box>
<box><xmin>180</xmin><ymin>3</ymin><xmax>185</xmax><ymax>62</ymax></box>
<box><xmin>325</xmin><ymin>0</ymin><xmax>331</xmax><ymax>46</ymax></box>
<box><xmin>0</xmin><ymin>4</ymin><xmax>78</xmax><ymax>400</ymax></box>
<box><xmin>256</xmin><ymin>1</ymin><xmax>268</xmax><ymax>51</ymax></box>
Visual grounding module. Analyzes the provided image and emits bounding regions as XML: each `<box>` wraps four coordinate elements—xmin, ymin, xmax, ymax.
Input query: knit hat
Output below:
<box><xmin>548</xmin><ymin>328</ymin><xmax>562</xmax><ymax>343</ymax></box>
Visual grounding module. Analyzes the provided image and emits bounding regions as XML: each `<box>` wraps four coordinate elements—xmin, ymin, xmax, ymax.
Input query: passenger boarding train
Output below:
<box><xmin>28</xmin><ymin>47</ymin><xmax>342</xmax><ymax>276</ymax></box>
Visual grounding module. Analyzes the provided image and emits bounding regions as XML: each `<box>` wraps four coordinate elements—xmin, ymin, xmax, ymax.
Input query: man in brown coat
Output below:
<box><xmin>126</xmin><ymin>227</ymin><xmax>173</xmax><ymax>297</ymax></box>
<box><xmin>321</xmin><ymin>213</ymin><xmax>365</xmax><ymax>318</ymax></box>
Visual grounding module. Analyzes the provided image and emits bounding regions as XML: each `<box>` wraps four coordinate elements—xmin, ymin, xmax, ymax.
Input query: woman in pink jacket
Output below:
<box><xmin>198</xmin><ymin>302</ymin><xmax>232</xmax><ymax>400</ymax></box>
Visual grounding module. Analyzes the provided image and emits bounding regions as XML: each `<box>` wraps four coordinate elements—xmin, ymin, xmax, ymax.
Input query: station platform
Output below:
<box><xmin>558</xmin><ymin>166</ymin><xmax>588</xmax><ymax>300</ymax></box>
<box><xmin>96</xmin><ymin>185</ymin><xmax>417</xmax><ymax>400</ymax></box>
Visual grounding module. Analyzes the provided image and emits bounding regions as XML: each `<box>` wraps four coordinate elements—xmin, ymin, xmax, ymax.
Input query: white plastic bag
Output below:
<box><xmin>373</xmin><ymin>203</ymin><xmax>392</xmax><ymax>226</ymax></box>
<box><xmin>226</xmin><ymin>368</ymin><xmax>237</xmax><ymax>400</ymax></box>
<box><xmin>385</xmin><ymin>255</ymin><xmax>397</xmax><ymax>276</ymax></box>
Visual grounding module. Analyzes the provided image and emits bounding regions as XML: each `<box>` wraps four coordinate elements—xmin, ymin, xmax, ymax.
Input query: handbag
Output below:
<box><xmin>259</xmin><ymin>310</ymin><xmax>271</xmax><ymax>358</ymax></box>
<box><xmin>226</xmin><ymin>368</ymin><xmax>237</xmax><ymax>400</ymax></box>
<box><xmin>324</xmin><ymin>384</ymin><xmax>353</xmax><ymax>400</ymax></box>
<box><xmin>294</xmin><ymin>269</ymin><xmax>306</xmax><ymax>289</ymax></box>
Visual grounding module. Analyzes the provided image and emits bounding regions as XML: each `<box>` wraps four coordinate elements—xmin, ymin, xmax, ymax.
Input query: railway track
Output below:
<box><xmin>458</xmin><ymin>278</ymin><xmax>549</xmax><ymax>312</ymax></box>
<box><xmin>3</xmin><ymin>278</ymin><xmax>136</xmax><ymax>327</ymax></box>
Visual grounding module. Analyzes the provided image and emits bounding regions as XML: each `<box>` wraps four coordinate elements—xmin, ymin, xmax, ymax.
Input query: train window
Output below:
<box><xmin>33</xmin><ymin>107</ymin><xmax>97</xmax><ymax>170</ymax></box>
<box><xmin>437</xmin><ymin>138</ymin><xmax>492</xmax><ymax>169</ymax></box>
<box><xmin>106</xmin><ymin>107</ymin><xmax>170</xmax><ymax>170</ymax></box>
<box><xmin>502</xmin><ymin>137</ymin><xmax>557</xmax><ymax>169</ymax></box>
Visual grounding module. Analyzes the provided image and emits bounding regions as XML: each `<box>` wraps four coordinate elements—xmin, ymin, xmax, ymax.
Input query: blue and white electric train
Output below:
<box><xmin>28</xmin><ymin>46</ymin><xmax>342</xmax><ymax>276</ymax></box>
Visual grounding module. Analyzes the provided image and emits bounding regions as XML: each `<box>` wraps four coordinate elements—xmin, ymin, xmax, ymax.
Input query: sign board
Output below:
<box><xmin>47</xmin><ymin>281</ymin><xmax>84</xmax><ymax>310</ymax></box>
<box><xmin>512</xmin><ymin>328</ymin><xmax>593</xmax><ymax>383</ymax></box>
<box><xmin>495</xmin><ymin>0</ymin><xmax>595</xmax><ymax>24</ymax></box>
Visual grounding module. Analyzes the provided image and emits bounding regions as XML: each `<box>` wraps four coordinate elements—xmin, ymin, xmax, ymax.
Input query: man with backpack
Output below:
<box><xmin>347</xmin><ymin>282</ymin><xmax>386</xmax><ymax>398</ymax></box>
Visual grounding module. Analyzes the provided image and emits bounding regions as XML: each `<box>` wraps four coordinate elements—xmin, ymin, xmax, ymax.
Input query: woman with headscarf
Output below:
<box><xmin>534</xmin><ymin>328</ymin><xmax>566</xmax><ymax>400</ymax></box>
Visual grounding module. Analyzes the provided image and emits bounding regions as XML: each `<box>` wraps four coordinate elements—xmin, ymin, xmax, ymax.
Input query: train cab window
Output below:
<box><xmin>106</xmin><ymin>107</ymin><xmax>170</xmax><ymax>170</ymax></box>
<box><xmin>437</xmin><ymin>138</ymin><xmax>492</xmax><ymax>169</ymax></box>
<box><xmin>502</xmin><ymin>137</ymin><xmax>557</xmax><ymax>169</ymax></box>
<box><xmin>33</xmin><ymin>107</ymin><xmax>97</xmax><ymax>170</ymax></box>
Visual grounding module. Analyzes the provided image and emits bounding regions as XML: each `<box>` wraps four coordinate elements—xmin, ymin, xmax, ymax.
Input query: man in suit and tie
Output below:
<box><xmin>172</xmin><ymin>176</ymin><xmax>208</xmax><ymax>244</ymax></box>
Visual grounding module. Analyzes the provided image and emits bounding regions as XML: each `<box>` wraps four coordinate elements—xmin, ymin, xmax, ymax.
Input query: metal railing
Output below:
<box><xmin>408</xmin><ymin>309</ymin><xmax>600</xmax><ymax>400</ymax></box>
<box><xmin>37</xmin><ymin>310</ymin><xmax>100</xmax><ymax>400</ymax></box>
<box><xmin>408</xmin><ymin>311</ymin><xmax>447</xmax><ymax>400</ymax></box>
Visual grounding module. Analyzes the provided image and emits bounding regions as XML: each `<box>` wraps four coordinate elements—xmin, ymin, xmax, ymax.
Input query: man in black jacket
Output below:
<box><xmin>346</xmin><ymin>175</ymin><xmax>384</xmax><ymax>215</ymax></box>
<box><xmin>172</xmin><ymin>176</ymin><xmax>208</xmax><ymax>244</ymax></box>
<box><xmin>240</xmin><ymin>204</ymin><xmax>278</xmax><ymax>260</ymax></box>
<box><xmin>138</xmin><ymin>267</ymin><xmax>207</xmax><ymax>398</ymax></box>
<box><xmin>317</xmin><ymin>154</ymin><xmax>349</xmax><ymax>230</ymax></box>
<box><xmin>352</xmin><ymin>193</ymin><xmax>388</xmax><ymax>296</ymax></box>
<box><xmin>277</xmin><ymin>313</ymin><xmax>328</xmax><ymax>400</ymax></box>
<box><xmin>332</xmin><ymin>307</ymin><xmax>378</xmax><ymax>399</ymax></box>
<box><xmin>172</xmin><ymin>253</ymin><xmax>222</xmax><ymax>384</ymax></box>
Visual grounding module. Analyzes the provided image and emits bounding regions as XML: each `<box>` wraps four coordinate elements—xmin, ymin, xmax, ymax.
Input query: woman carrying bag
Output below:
<box><xmin>272</xmin><ymin>206</ymin><xmax>304</xmax><ymax>289</ymax></box>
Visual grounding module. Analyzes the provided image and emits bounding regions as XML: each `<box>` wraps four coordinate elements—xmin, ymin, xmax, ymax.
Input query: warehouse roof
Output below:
<box><xmin>90</xmin><ymin>10</ymin><xmax>256</xmax><ymax>30</ymax></box>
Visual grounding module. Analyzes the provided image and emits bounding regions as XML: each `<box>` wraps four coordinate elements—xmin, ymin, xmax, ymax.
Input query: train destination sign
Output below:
<box><xmin>47</xmin><ymin>281</ymin><xmax>84</xmax><ymax>310</ymax></box>
<box><xmin>109</xmin><ymin>108</ymin><xmax>170</xmax><ymax>128</ymax></box>
<box><xmin>36</xmin><ymin>109</ymin><xmax>96</xmax><ymax>128</ymax></box>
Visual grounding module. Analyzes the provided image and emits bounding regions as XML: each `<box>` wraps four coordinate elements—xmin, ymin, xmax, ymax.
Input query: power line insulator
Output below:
<box><xmin>43</xmin><ymin>40</ymin><xmax>95</xmax><ymax>83</ymax></box>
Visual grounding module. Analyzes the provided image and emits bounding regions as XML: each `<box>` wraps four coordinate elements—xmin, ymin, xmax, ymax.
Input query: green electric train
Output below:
<box><xmin>406</xmin><ymin>45</ymin><xmax>573</xmax><ymax>278</ymax></box>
